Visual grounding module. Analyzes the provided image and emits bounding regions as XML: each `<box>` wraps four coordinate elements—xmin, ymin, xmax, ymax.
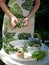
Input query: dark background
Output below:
<box><xmin>35</xmin><ymin>0</ymin><xmax>49</xmax><ymax>40</ymax></box>
<box><xmin>0</xmin><ymin>0</ymin><xmax>49</xmax><ymax>64</ymax></box>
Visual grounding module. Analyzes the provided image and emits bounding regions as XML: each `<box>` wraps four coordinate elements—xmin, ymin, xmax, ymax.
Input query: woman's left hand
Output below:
<box><xmin>23</xmin><ymin>18</ymin><xmax>29</xmax><ymax>26</ymax></box>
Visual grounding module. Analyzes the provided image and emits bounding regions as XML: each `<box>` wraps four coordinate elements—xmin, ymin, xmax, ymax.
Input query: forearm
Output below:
<box><xmin>28</xmin><ymin>4</ymin><xmax>40</xmax><ymax>19</ymax></box>
<box><xmin>0</xmin><ymin>2</ymin><xmax>13</xmax><ymax>18</ymax></box>
<box><xmin>27</xmin><ymin>1</ymin><xmax>40</xmax><ymax>19</ymax></box>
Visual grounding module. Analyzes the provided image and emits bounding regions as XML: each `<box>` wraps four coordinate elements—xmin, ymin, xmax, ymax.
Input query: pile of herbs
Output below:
<box><xmin>27</xmin><ymin>38</ymin><xmax>41</xmax><ymax>47</ymax></box>
<box><xmin>31</xmin><ymin>51</ymin><xmax>48</xmax><ymax>61</ymax></box>
<box><xmin>14</xmin><ymin>20</ymin><xmax>24</xmax><ymax>29</ymax></box>
<box><xmin>22</xmin><ymin>45</ymin><xmax>28</xmax><ymax>52</ymax></box>
<box><xmin>3</xmin><ymin>32</ymin><xmax>18</xmax><ymax>54</ymax></box>
<box><xmin>5</xmin><ymin>44</ymin><xmax>19</xmax><ymax>54</ymax></box>
<box><xmin>18</xmin><ymin>33</ymin><xmax>32</xmax><ymax>40</ymax></box>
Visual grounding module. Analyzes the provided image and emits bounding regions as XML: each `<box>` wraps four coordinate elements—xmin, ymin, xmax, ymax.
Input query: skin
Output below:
<box><xmin>0</xmin><ymin>0</ymin><xmax>40</xmax><ymax>27</ymax></box>
<box><xmin>24</xmin><ymin>0</ymin><xmax>40</xmax><ymax>26</ymax></box>
<box><xmin>0</xmin><ymin>0</ymin><xmax>18</xmax><ymax>27</ymax></box>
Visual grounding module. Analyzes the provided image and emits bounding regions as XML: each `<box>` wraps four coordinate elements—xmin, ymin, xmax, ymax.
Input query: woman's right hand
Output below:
<box><xmin>0</xmin><ymin>0</ymin><xmax>18</xmax><ymax>27</ymax></box>
<box><xmin>10</xmin><ymin>15</ymin><xmax>18</xmax><ymax>27</ymax></box>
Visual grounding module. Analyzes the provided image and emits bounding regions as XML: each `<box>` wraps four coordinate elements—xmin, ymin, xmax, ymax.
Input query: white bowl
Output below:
<box><xmin>10</xmin><ymin>40</ymin><xmax>28</xmax><ymax>48</ymax></box>
<box><xmin>27</xmin><ymin>46</ymin><xmax>40</xmax><ymax>54</ymax></box>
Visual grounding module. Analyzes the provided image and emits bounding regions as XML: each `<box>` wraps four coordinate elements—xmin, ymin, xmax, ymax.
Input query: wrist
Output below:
<box><xmin>27</xmin><ymin>16</ymin><xmax>31</xmax><ymax>19</ymax></box>
<box><xmin>26</xmin><ymin>17</ymin><xmax>31</xmax><ymax>21</ymax></box>
<box><xmin>0</xmin><ymin>2</ymin><xmax>14</xmax><ymax>19</ymax></box>
<box><xmin>8</xmin><ymin>12</ymin><xmax>14</xmax><ymax>19</ymax></box>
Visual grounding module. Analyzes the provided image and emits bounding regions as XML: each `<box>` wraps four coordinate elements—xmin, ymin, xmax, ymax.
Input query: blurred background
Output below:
<box><xmin>0</xmin><ymin>0</ymin><xmax>49</xmax><ymax>65</ymax></box>
<box><xmin>35</xmin><ymin>0</ymin><xmax>49</xmax><ymax>40</ymax></box>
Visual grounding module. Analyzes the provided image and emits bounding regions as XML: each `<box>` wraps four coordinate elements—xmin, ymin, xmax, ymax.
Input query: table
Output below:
<box><xmin>0</xmin><ymin>43</ymin><xmax>49</xmax><ymax>65</ymax></box>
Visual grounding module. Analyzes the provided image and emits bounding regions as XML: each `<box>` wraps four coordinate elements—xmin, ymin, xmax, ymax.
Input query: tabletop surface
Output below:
<box><xmin>0</xmin><ymin>43</ymin><xmax>49</xmax><ymax>65</ymax></box>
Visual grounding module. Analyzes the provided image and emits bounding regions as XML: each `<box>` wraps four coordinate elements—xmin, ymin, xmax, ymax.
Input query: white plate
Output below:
<box><xmin>1</xmin><ymin>43</ymin><xmax>49</xmax><ymax>65</ymax></box>
<box><xmin>10</xmin><ymin>40</ymin><xmax>28</xmax><ymax>47</ymax></box>
<box><xmin>9</xmin><ymin>53</ymin><xmax>36</xmax><ymax>61</ymax></box>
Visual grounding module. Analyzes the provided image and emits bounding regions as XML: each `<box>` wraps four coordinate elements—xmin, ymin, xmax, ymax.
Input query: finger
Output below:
<box><xmin>14</xmin><ymin>20</ymin><xmax>17</xmax><ymax>24</ymax></box>
<box><xmin>16</xmin><ymin>18</ymin><xmax>18</xmax><ymax>23</ymax></box>
<box><xmin>24</xmin><ymin>18</ymin><xmax>28</xmax><ymax>21</ymax></box>
<box><xmin>11</xmin><ymin>22</ymin><xmax>16</xmax><ymax>27</ymax></box>
<box><xmin>14</xmin><ymin>18</ymin><xmax>18</xmax><ymax>24</ymax></box>
<box><xmin>11</xmin><ymin>19</ymin><xmax>16</xmax><ymax>27</ymax></box>
<box><xmin>24</xmin><ymin>21</ymin><xmax>28</xmax><ymax>26</ymax></box>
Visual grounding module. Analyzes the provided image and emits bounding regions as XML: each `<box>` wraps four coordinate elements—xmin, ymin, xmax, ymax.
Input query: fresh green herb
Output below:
<box><xmin>14</xmin><ymin>21</ymin><xmax>24</xmax><ymax>28</ymax></box>
<box><xmin>31</xmin><ymin>51</ymin><xmax>48</xmax><ymax>61</ymax></box>
<box><xmin>22</xmin><ymin>46</ymin><xmax>28</xmax><ymax>52</ymax></box>
<box><xmin>27</xmin><ymin>39</ymin><xmax>41</xmax><ymax>47</ymax></box>
<box><xmin>27</xmin><ymin>42</ymin><xmax>34</xmax><ymax>46</ymax></box>
<box><xmin>13</xmin><ymin>48</ymin><xmax>19</xmax><ymax>52</ymax></box>
<box><xmin>18</xmin><ymin>33</ymin><xmax>31</xmax><ymax>40</ymax></box>
<box><xmin>3</xmin><ymin>32</ymin><xmax>15</xmax><ymax>54</ymax></box>
<box><xmin>5</xmin><ymin>44</ymin><xmax>19</xmax><ymax>54</ymax></box>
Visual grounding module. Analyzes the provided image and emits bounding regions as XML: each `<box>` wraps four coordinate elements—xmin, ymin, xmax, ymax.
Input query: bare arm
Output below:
<box><xmin>0</xmin><ymin>0</ymin><xmax>13</xmax><ymax>18</ymax></box>
<box><xmin>0</xmin><ymin>0</ymin><xmax>18</xmax><ymax>27</ymax></box>
<box><xmin>24</xmin><ymin>0</ymin><xmax>40</xmax><ymax>26</ymax></box>
<box><xmin>27</xmin><ymin>0</ymin><xmax>40</xmax><ymax>19</ymax></box>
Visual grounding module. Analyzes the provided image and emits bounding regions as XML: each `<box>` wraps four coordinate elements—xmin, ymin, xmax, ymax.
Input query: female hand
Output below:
<box><xmin>10</xmin><ymin>15</ymin><xmax>18</xmax><ymax>27</ymax></box>
<box><xmin>23</xmin><ymin>17</ymin><xmax>29</xmax><ymax>26</ymax></box>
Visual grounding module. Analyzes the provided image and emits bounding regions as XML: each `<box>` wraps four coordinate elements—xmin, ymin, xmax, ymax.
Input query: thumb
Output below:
<box><xmin>24</xmin><ymin>21</ymin><xmax>28</xmax><ymax>26</ymax></box>
<box><xmin>24</xmin><ymin>18</ymin><xmax>28</xmax><ymax>21</ymax></box>
<box><xmin>11</xmin><ymin>18</ymin><xmax>16</xmax><ymax>27</ymax></box>
<box><xmin>14</xmin><ymin>18</ymin><xmax>18</xmax><ymax>24</ymax></box>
